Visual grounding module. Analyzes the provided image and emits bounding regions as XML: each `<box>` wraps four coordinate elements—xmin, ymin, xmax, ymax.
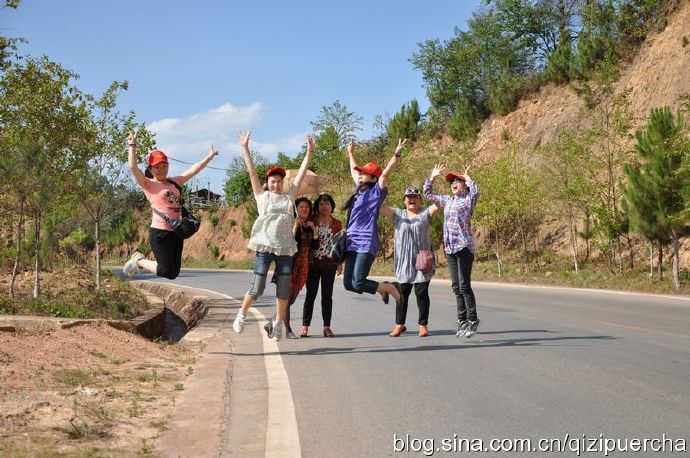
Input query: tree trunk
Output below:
<box><xmin>657</xmin><ymin>241</ymin><xmax>663</xmax><ymax>281</ymax></box>
<box><xmin>616</xmin><ymin>235</ymin><xmax>623</xmax><ymax>274</ymax></box>
<box><xmin>9</xmin><ymin>199</ymin><xmax>25</xmax><ymax>299</ymax></box>
<box><xmin>672</xmin><ymin>233</ymin><xmax>680</xmax><ymax>289</ymax></box>
<box><xmin>33</xmin><ymin>211</ymin><xmax>41</xmax><ymax>298</ymax></box>
<box><xmin>627</xmin><ymin>233</ymin><xmax>634</xmax><ymax>270</ymax></box>
<box><xmin>95</xmin><ymin>218</ymin><xmax>101</xmax><ymax>290</ymax></box>
<box><xmin>521</xmin><ymin>223</ymin><xmax>529</xmax><ymax>274</ymax></box>
<box><xmin>648</xmin><ymin>241</ymin><xmax>653</xmax><ymax>278</ymax></box>
<box><xmin>567</xmin><ymin>207</ymin><xmax>579</xmax><ymax>276</ymax></box>
<box><xmin>495</xmin><ymin>229</ymin><xmax>502</xmax><ymax>278</ymax></box>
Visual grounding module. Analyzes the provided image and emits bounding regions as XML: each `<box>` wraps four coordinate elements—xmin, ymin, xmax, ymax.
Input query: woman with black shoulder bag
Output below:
<box><xmin>123</xmin><ymin>132</ymin><xmax>218</xmax><ymax>280</ymax></box>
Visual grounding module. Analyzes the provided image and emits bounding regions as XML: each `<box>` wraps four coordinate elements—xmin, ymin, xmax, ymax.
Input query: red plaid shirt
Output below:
<box><xmin>424</xmin><ymin>178</ymin><xmax>479</xmax><ymax>254</ymax></box>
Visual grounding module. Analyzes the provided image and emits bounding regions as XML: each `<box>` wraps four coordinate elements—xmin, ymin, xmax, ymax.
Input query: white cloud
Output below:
<box><xmin>146</xmin><ymin>103</ymin><xmax>310</xmax><ymax>194</ymax></box>
<box><xmin>148</xmin><ymin>102</ymin><xmax>263</xmax><ymax>161</ymax></box>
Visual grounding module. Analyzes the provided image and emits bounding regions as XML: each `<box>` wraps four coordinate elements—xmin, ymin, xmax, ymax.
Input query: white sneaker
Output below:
<box><xmin>123</xmin><ymin>252</ymin><xmax>145</xmax><ymax>277</ymax></box>
<box><xmin>465</xmin><ymin>319</ymin><xmax>481</xmax><ymax>338</ymax></box>
<box><xmin>270</xmin><ymin>320</ymin><xmax>283</xmax><ymax>341</ymax></box>
<box><xmin>232</xmin><ymin>313</ymin><xmax>246</xmax><ymax>333</ymax></box>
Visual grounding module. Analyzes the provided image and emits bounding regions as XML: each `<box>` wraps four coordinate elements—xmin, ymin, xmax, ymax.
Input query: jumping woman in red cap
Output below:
<box><xmin>341</xmin><ymin>138</ymin><xmax>407</xmax><ymax>307</ymax></box>
<box><xmin>123</xmin><ymin>132</ymin><xmax>219</xmax><ymax>279</ymax></box>
<box><xmin>232</xmin><ymin>130</ymin><xmax>314</xmax><ymax>341</ymax></box>
<box><xmin>424</xmin><ymin>163</ymin><xmax>481</xmax><ymax>338</ymax></box>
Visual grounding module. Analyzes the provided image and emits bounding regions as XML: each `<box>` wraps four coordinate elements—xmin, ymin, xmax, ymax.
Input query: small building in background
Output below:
<box><xmin>189</xmin><ymin>188</ymin><xmax>224</xmax><ymax>209</ymax></box>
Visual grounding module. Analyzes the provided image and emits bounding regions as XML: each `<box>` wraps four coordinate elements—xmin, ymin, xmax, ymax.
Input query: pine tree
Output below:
<box><xmin>622</xmin><ymin>107</ymin><xmax>689</xmax><ymax>286</ymax></box>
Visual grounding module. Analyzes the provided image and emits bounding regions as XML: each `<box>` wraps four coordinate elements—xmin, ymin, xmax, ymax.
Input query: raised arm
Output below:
<box><xmin>464</xmin><ymin>166</ymin><xmax>480</xmax><ymax>207</ymax></box>
<box><xmin>347</xmin><ymin>139</ymin><xmax>359</xmax><ymax>185</ymax></box>
<box><xmin>379</xmin><ymin>205</ymin><xmax>395</xmax><ymax>219</ymax></box>
<box><xmin>178</xmin><ymin>144</ymin><xmax>219</xmax><ymax>185</ymax></box>
<box><xmin>238</xmin><ymin>130</ymin><xmax>263</xmax><ymax>197</ymax></box>
<box><xmin>127</xmin><ymin>132</ymin><xmax>148</xmax><ymax>189</ymax></box>
<box><xmin>428</xmin><ymin>202</ymin><xmax>441</xmax><ymax>218</ymax></box>
<box><xmin>379</xmin><ymin>138</ymin><xmax>406</xmax><ymax>189</ymax></box>
<box><xmin>423</xmin><ymin>163</ymin><xmax>447</xmax><ymax>206</ymax></box>
<box><xmin>288</xmin><ymin>135</ymin><xmax>315</xmax><ymax>198</ymax></box>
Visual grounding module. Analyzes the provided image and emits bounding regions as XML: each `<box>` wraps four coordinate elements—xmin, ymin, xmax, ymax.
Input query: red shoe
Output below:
<box><xmin>418</xmin><ymin>326</ymin><xmax>428</xmax><ymax>337</ymax></box>
<box><xmin>299</xmin><ymin>326</ymin><xmax>309</xmax><ymax>337</ymax></box>
<box><xmin>389</xmin><ymin>325</ymin><xmax>406</xmax><ymax>337</ymax></box>
<box><xmin>323</xmin><ymin>326</ymin><xmax>335</xmax><ymax>337</ymax></box>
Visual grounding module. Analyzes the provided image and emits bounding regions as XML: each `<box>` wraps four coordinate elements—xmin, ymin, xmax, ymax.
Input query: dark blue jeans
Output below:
<box><xmin>343</xmin><ymin>251</ymin><xmax>378</xmax><ymax>295</ymax></box>
<box><xmin>446</xmin><ymin>248</ymin><xmax>478</xmax><ymax>322</ymax></box>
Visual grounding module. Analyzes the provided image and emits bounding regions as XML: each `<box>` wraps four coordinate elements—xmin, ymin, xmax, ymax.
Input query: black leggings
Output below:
<box><xmin>396</xmin><ymin>281</ymin><xmax>431</xmax><ymax>326</ymax></box>
<box><xmin>302</xmin><ymin>267</ymin><xmax>336</xmax><ymax>327</ymax></box>
<box><xmin>149</xmin><ymin>227</ymin><xmax>183</xmax><ymax>280</ymax></box>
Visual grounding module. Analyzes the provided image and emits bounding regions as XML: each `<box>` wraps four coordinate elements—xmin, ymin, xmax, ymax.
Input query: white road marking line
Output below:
<box><xmin>154</xmin><ymin>282</ymin><xmax>301</xmax><ymax>457</ymax></box>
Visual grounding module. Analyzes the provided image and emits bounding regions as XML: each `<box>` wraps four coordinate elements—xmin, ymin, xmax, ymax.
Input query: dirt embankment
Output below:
<box><xmin>0</xmin><ymin>321</ymin><xmax>200</xmax><ymax>457</ymax></box>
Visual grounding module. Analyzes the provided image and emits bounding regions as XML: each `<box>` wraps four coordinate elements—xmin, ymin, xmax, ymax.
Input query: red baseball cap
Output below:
<box><xmin>148</xmin><ymin>150</ymin><xmax>168</xmax><ymax>166</ymax></box>
<box><xmin>353</xmin><ymin>162</ymin><xmax>382</xmax><ymax>178</ymax></box>
<box><xmin>265</xmin><ymin>166</ymin><xmax>286</xmax><ymax>179</ymax></box>
<box><xmin>445</xmin><ymin>172</ymin><xmax>466</xmax><ymax>183</ymax></box>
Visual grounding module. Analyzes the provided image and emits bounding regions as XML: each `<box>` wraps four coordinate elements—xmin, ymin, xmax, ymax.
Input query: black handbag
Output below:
<box><xmin>328</xmin><ymin>230</ymin><xmax>347</xmax><ymax>264</ymax></box>
<box><xmin>328</xmin><ymin>206</ymin><xmax>351</xmax><ymax>264</ymax></box>
<box><xmin>152</xmin><ymin>180</ymin><xmax>200</xmax><ymax>239</ymax></box>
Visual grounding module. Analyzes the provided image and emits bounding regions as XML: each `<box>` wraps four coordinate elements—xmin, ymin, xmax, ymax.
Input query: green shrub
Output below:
<box><xmin>208</xmin><ymin>244</ymin><xmax>219</xmax><ymax>259</ymax></box>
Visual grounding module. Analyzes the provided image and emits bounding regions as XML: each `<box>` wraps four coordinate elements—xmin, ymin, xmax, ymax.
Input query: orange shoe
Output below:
<box><xmin>418</xmin><ymin>325</ymin><xmax>428</xmax><ymax>337</ymax></box>
<box><xmin>389</xmin><ymin>325</ymin><xmax>406</xmax><ymax>337</ymax></box>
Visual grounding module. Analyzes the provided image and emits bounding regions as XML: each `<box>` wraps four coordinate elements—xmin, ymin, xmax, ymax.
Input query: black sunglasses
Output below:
<box><xmin>404</xmin><ymin>188</ymin><xmax>420</xmax><ymax>196</ymax></box>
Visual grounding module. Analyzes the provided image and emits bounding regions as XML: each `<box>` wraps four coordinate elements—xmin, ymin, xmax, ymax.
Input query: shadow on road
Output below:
<box><xmin>218</xmin><ymin>334</ymin><xmax>617</xmax><ymax>357</ymax></box>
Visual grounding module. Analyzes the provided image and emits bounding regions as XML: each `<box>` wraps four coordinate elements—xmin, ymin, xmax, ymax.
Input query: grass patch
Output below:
<box><xmin>367</xmin><ymin>254</ymin><xmax>690</xmax><ymax>295</ymax></box>
<box><xmin>149</xmin><ymin>419</ymin><xmax>168</xmax><ymax>431</ymax></box>
<box><xmin>0</xmin><ymin>270</ymin><xmax>149</xmax><ymax>320</ymax></box>
<box><xmin>53</xmin><ymin>369</ymin><xmax>92</xmax><ymax>387</ymax></box>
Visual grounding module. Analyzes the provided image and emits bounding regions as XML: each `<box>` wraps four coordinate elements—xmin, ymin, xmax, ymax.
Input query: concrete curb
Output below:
<box><xmin>0</xmin><ymin>282</ymin><xmax>207</xmax><ymax>340</ymax></box>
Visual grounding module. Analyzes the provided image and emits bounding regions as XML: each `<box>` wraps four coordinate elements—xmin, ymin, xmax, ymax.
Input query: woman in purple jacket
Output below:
<box><xmin>341</xmin><ymin>138</ymin><xmax>407</xmax><ymax>306</ymax></box>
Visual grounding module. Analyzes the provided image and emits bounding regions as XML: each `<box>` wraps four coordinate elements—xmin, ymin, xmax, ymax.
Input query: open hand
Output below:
<box><xmin>238</xmin><ymin>130</ymin><xmax>251</xmax><ymax>148</ymax></box>
<box><xmin>430</xmin><ymin>163</ymin><xmax>446</xmax><ymax>180</ymax></box>
<box><xmin>127</xmin><ymin>132</ymin><xmax>137</xmax><ymax>147</ymax></box>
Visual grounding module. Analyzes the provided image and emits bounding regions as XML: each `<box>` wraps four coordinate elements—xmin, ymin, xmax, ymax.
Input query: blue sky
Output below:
<box><xmin>4</xmin><ymin>0</ymin><xmax>482</xmax><ymax>192</ymax></box>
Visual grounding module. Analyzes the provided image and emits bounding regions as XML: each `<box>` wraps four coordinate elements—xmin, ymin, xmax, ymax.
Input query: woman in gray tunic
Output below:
<box><xmin>380</xmin><ymin>187</ymin><xmax>440</xmax><ymax>337</ymax></box>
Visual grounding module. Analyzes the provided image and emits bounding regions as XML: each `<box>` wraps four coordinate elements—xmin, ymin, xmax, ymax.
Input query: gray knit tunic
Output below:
<box><xmin>393</xmin><ymin>207</ymin><xmax>435</xmax><ymax>284</ymax></box>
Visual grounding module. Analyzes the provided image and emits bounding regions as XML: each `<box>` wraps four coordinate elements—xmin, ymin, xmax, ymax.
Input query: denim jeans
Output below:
<box><xmin>342</xmin><ymin>251</ymin><xmax>378</xmax><ymax>295</ymax></box>
<box><xmin>446</xmin><ymin>248</ymin><xmax>478</xmax><ymax>322</ymax></box>
<box><xmin>396</xmin><ymin>281</ymin><xmax>431</xmax><ymax>326</ymax></box>
<box><xmin>248</xmin><ymin>251</ymin><xmax>293</xmax><ymax>300</ymax></box>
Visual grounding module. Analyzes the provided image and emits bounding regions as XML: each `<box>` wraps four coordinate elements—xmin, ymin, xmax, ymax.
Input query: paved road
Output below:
<box><xmin>145</xmin><ymin>269</ymin><xmax>690</xmax><ymax>457</ymax></box>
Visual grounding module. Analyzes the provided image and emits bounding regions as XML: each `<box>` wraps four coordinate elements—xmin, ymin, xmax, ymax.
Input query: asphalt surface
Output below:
<box><xmin>144</xmin><ymin>269</ymin><xmax>690</xmax><ymax>457</ymax></box>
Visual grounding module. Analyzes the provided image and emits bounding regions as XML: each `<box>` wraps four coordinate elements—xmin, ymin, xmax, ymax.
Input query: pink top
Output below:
<box><xmin>141</xmin><ymin>176</ymin><xmax>183</xmax><ymax>231</ymax></box>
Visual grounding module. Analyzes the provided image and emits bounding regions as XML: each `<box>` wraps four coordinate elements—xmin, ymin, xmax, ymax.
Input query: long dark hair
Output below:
<box><xmin>144</xmin><ymin>166</ymin><xmax>153</xmax><ymax>178</ymax></box>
